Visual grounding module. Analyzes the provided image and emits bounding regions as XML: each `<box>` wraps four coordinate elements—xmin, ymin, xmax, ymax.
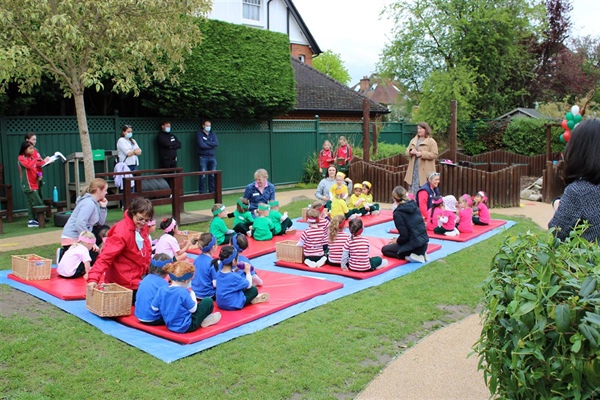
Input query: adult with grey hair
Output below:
<box><xmin>404</xmin><ymin>122</ymin><xmax>438</xmax><ymax>194</ymax></box>
<box><xmin>243</xmin><ymin>169</ymin><xmax>276</xmax><ymax>214</ymax></box>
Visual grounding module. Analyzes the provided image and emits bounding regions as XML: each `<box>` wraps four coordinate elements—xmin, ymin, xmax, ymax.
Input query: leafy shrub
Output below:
<box><xmin>302</xmin><ymin>151</ymin><xmax>322</xmax><ymax>184</ymax></box>
<box><xmin>502</xmin><ymin>118</ymin><xmax>564</xmax><ymax>156</ymax></box>
<box><xmin>458</xmin><ymin>120</ymin><xmax>508</xmax><ymax>155</ymax></box>
<box><xmin>353</xmin><ymin>142</ymin><xmax>407</xmax><ymax>161</ymax></box>
<box><xmin>475</xmin><ymin>225</ymin><xmax>600</xmax><ymax>399</ymax></box>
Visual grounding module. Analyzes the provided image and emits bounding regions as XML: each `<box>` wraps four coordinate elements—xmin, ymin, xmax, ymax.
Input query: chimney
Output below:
<box><xmin>359</xmin><ymin>76</ymin><xmax>370</xmax><ymax>94</ymax></box>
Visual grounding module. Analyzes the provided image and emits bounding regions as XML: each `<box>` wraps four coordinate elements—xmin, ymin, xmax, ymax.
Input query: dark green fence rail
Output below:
<box><xmin>0</xmin><ymin>115</ymin><xmax>412</xmax><ymax>212</ymax></box>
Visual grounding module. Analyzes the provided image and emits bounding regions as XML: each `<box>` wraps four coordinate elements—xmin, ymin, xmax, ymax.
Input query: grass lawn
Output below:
<box><xmin>0</xmin><ymin>201</ymin><xmax>540</xmax><ymax>399</ymax></box>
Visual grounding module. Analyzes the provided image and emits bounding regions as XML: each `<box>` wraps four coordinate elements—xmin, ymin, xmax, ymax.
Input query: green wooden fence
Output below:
<box><xmin>0</xmin><ymin>115</ymin><xmax>413</xmax><ymax>212</ymax></box>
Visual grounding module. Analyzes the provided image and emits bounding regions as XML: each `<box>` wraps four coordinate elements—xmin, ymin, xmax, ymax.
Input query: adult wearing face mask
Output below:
<box><xmin>157</xmin><ymin>120</ymin><xmax>182</xmax><ymax>188</ymax></box>
<box><xmin>117</xmin><ymin>124</ymin><xmax>142</xmax><ymax>171</ymax></box>
<box><xmin>196</xmin><ymin>120</ymin><xmax>219</xmax><ymax>194</ymax></box>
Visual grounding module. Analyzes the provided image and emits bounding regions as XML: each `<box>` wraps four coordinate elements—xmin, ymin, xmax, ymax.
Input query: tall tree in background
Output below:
<box><xmin>0</xmin><ymin>0</ymin><xmax>211</xmax><ymax>182</ymax></box>
<box><xmin>313</xmin><ymin>50</ymin><xmax>352</xmax><ymax>85</ymax></box>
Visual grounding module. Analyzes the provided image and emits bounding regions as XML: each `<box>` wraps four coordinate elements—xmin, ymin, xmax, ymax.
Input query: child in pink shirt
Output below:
<box><xmin>57</xmin><ymin>231</ymin><xmax>96</xmax><ymax>279</ymax></box>
<box><xmin>472</xmin><ymin>191</ymin><xmax>490</xmax><ymax>225</ymax></box>
<box><xmin>434</xmin><ymin>195</ymin><xmax>459</xmax><ymax>236</ymax></box>
<box><xmin>426</xmin><ymin>196</ymin><xmax>444</xmax><ymax>231</ymax></box>
<box><xmin>456</xmin><ymin>194</ymin><xmax>474</xmax><ymax>233</ymax></box>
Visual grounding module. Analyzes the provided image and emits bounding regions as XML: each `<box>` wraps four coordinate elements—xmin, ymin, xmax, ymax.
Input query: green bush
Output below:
<box><xmin>353</xmin><ymin>142</ymin><xmax>407</xmax><ymax>160</ymax></box>
<box><xmin>502</xmin><ymin>118</ymin><xmax>564</xmax><ymax>156</ymax></box>
<box><xmin>458</xmin><ymin>119</ymin><xmax>508</xmax><ymax>155</ymax></box>
<box><xmin>302</xmin><ymin>151</ymin><xmax>322</xmax><ymax>184</ymax></box>
<box><xmin>475</xmin><ymin>225</ymin><xmax>600</xmax><ymax>399</ymax></box>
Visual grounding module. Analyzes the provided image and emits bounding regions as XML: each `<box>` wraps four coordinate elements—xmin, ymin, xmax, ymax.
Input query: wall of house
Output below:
<box><xmin>290</xmin><ymin>44</ymin><xmax>313</xmax><ymax>66</ymax></box>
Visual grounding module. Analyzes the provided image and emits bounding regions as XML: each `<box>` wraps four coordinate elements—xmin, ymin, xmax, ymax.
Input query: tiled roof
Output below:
<box><xmin>292</xmin><ymin>58</ymin><xmax>389</xmax><ymax>114</ymax></box>
<box><xmin>496</xmin><ymin>108</ymin><xmax>553</xmax><ymax>120</ymax></box>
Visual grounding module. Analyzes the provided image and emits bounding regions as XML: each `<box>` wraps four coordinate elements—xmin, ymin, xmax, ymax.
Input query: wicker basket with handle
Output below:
<box><xmin>11</xmin><ymin>254</ymin><xmax>52</xmax><ymax>280</ymax></box>
<box><xmin>174</xmin><ymin>230</ymin><xmax>201</xmax><ymax>250</ymax></box>
<box><xmin>86</xmin><ymin>283</ymin><xmax>133</xmax><ymax>317</ymax></box>
<box><xmin>275</xmin><ymin>240</ymin><xmax>304</xmax><ymax>263</ymax></box>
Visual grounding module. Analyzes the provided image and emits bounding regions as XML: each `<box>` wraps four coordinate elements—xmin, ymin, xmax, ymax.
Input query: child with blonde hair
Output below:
<box><xmin>151</xmin><ymin>261</ymin><xmax>221</xmax><ymax>333</ymax></box>
<box><xmin>348</xmin><ymin>183</ymin><xmax>368</xmax><ymax>215</ymax></box>
<box><xmin>57</xmin><ymin>231</ymin><xmax>96</xmax><ymax>279</ymax></box>
<box><xmin>341</xmin><ymin>219</ymin><xmax>387</xmax><ymax>272</ymax></box>
<box><xmin>456</xmin><ymin>194</ymin><xmax>473</xmax><ymax>233</ymax></box>
<box><xmin>252</xmin><ymin>203</ymin><xmax>275</xmax><ymax>241</ymax></box>
<box><xmin>335</xmin><ymin>136</ymin><xmax>353</xmax><ymax>175</ymax></box>
<box><xmin>327</xmin><ymin>215</ymin><xmax>349</xmax><ymax>266</ymax></box>
<box><xmin>318</xmin><ymin>140</ymin><xmax>335</xmax><ymax>177</ymax></box>
<box><xmin>191</xmin><ymin>233</ymin><xmax>219</xmax><ymax>299</ymax></box>
<box><xmin>135</xmin><ymin>253</ymin><xmax>171</xmax><ymax>325</ymax></box>
<box><xmin>298</xmin><ymin>208</ymin><xmax>327</xmax><ymax>268</ymax></box>
<box><xmin>268</xmin><ymin>200</ymin><xmax>294</xmax><ymax>235</ymax></box>
<box><xmin>215</xmin><ymin>246</ymin><xmax>270</xmax><ymax>310</ymax></box>
<box><xmin>210</xmin><ymin>203</ymin><xmax>235</xmax><ymax>244</ymax></box>
<box><xmin>472</xmin><ymin>191</ymin><xmax>490</xmax><ymax>225</ymax></box>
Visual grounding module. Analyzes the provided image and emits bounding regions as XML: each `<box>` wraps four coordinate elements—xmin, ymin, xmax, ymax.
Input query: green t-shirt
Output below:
<box><xmin>252</xmin><ymin>216</ymin><xmax>273</xmax><ymax>241</ymax></box>
<box><xmin>269</xmin><ymin>210</ymin><xmax>283</xmax><ymax>234</ymax></box>
<box><xmin>210</xmin><ymin>217</ymin><xmax>230</xmax><ymax>244</ymax></box>
<box><xmin>233</xmin><ymin>210</ymin><xmax>254</xmax><ymax>226</ymax></box>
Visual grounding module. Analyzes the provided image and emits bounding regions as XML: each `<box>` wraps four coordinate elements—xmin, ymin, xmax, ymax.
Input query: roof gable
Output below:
<box><xmin>496</xmin><ymin>107</ymin><xmax>552</xmax><ymax>120</ymax></box>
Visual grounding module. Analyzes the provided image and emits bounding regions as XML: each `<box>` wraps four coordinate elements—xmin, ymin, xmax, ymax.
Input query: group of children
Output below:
<box><xmin>328</xmin><ymin>172</ymin><xmax>380</xmax><ymax>221</ymax></box>
<box><xmin>318</xmin><ymin>137</ymin><xmax>353</xmax><ymax>176</ymax></box>
<box><xmin>425</xmin><ymin>191</ymin><xmax>490</xmax><ymax>236</ymax></box>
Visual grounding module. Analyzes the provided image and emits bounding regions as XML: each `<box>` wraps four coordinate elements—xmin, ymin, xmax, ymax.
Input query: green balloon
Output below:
<box><xmin>560</xmin><ymin>134</ymin><xmax>566</xmax><ymax>144</ymax></box>
<box><xmin>567</xmin><ymin>120</ymin><xmax>575</xmax><ymax>129</ymax></box>
<box><xmin>574</xmin><ymin>114</ymin><xmax>583</xmax><ymax>123</ymax></box>
<box><xmin>566</xmin><ymin>112</ymin><xmax>574</xmax><ymax>121</ymax></box>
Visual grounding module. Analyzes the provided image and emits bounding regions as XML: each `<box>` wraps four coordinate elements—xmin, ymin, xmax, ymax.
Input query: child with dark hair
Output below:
<box><xmin>191</xmin><ymin>233</ymin><xmax>218</xmax><ymax>299</ymax></box>
<box><xmin>472</xmin><ymin>191</ymin><xmax>490</xmax><ymax>226</ymax></box>
<box><xmin>327</xmin><ymin>215</ymin><xmax>349</xmax><ymax>266</ymax></box>
<box><xmin>215</xmin><ymin>246</ymin><xmax>270</xmax><ymax>311</ymax></box>
<box><xmin>232</xmin><ymin>197</ymin><xmax>254</xmax><ymax>235</ymax></box>
<box><xmin>230</xmin><ymin>233</ymin><xmax>263</xmax><ymax>286</ymax></box>
<box><xmin>135</xmin><ymin>253</ymin><xmax>171</xmax><ymax>325</ymax></box>
<box><xmin>151</xmin><ymin>261</ymin><xmax>221</xmax><ymax>333</ymax></box>
<box><xmin>155</xmin><ymin>217</ymin><xmax>193</xmax><ymax>261</ymax></box>
<box><xmin>342</xmin><ymin>219</ymin><xmax>387</xmax><ymax>272</ymax></box>
<box><xmin>426</xmin><ymin>196</ymin><xmax>444</xmax><ymax>231</ymax></box>
<box><xmin>298</xmin><ymin>209</ymin><xmax>327</xmax><ymax>268</ymax></box>
<box><xmin>268</xmin><ymin>200</ymin><xmax>294</xmax><ymax>235</ymax></box>
<box><xmin>360</xmin><ymin>181</ymin><xmax>381</xmax><ymax>215</ymax></box>
<box><xmin>18</xmin><ymin>141</ymin><xmax>45</xmax><ymax>228</ymax></box>
<box><xmin>210</xmin><ymin>204</ymin><xmax>235</xmax><ymax>244</ymax></box>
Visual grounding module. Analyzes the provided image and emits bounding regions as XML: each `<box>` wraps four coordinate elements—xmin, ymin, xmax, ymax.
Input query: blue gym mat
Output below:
<box><xmin>0</xmin><ymin>219</ymin><xmax>515</xmax><ymax>363</ymax></box>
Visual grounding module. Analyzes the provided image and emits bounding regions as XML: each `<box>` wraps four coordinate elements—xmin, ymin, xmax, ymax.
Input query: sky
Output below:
<box><xmin>293</xmin><ymin>0</ymin><xmax>600</xmax><ymax>86</ymax></box>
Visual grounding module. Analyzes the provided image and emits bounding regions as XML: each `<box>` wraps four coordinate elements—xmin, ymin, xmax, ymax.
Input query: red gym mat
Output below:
<box><xmin>8</xmin><ymin>268</ymin><xmax>102</xmax><ymax>300</ymax></box>
<box><xmin>299</xmin><ymin>210</ymin><xmax>393</xmax><ymax>227</ymax></box>
<box><xmin>389</xmin><ymin>219</ymin><xmax>507</xmax><ymax>242</ymax></box>
<box><xmin>187</xmin><ymin>230</ymin><xmax>303</xmax><ymax>256</ymax></box>
<box><xmin>275</xmin><ymin>237</ymin><xmax>442</xmax><ymax>279</ymax></box>
<box><xmin>115</xmin><ymin>270</ymin><xmax>343</xmax><ymax>344</ymax></box>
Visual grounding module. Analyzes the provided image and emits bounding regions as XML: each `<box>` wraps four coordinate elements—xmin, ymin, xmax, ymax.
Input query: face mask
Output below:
<box><xmin>135</xmin><ymin>231</ymin><xmax>144</xmax><ymax>251</ymax></box>
<box><xmin>164</xmin><ymin>127</ymin><xmax>171</xmax><ymax>133</ymax></box>
<box><xmin>126</xmin><ymin>133</ymin><xmax>133</xmax><ymax>139</ymax></box>
<box><xmin>205</xmin><ymin>126</ymin><xmax>211</xmax><ymax>132</ymax></box>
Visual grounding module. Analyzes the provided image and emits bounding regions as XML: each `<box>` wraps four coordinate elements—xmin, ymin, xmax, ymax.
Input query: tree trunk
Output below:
<box><xmin>73</xmin><ymin>93</ymin><xmax>95</xmax><ymax>183</ymax></box>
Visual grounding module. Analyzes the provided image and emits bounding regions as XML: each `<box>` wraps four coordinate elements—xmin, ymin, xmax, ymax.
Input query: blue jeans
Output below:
<box><xmin>198</xmin><ymin>156</ymin><xmax>217</xmax><ymax>193</ymax></box>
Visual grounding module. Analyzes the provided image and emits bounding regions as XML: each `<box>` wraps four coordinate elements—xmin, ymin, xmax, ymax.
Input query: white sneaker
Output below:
<box><xmin>201</xmin><ymin>312</ymin><xmax>222</xmax><ymax>328</ymax></box>
<box><xmin>372</xmin><ymin>210</ymin><xmax>380</xmax><ymax>216</ymax></box>
<box><xmin>407</xmin><ymin>253</ymin><xmax>425</xmax><ymax>263</ymax></box>
<box><xmin>251</xmin><ymin>292</ymin><xmax>270</xmax><ymax>304</ymax></box>
<box><xmin>348</xmin><ymin>214</ymin><xmax>359</xmax><ymax>220</ymax></box>
<box><xmin>252</xmin><ymin>274</ymin><xmax>263</xmax><ymax>287</ymax></box>
<box><xmin>376</xmin><ymin>259</ymin><xmax>388</xmax><ymax>269</ymax></box>
<box><xmin>304</xmin><ymin>259</ymin><xmax>317</xmax><ymax>268</ymax></box>
<box><xmin>424</xmin><ymin>253</ymin><xmax>430</xmax><ymax>262</ymax></box>
<box><xmin>285</xmin><ymin>228</ymin><xmax>296</xmax><ymax>235</ymax></box>
<box><xmin>247</xmin><ymin>230</ymin><xmax>252</xmax><ymax>237</ymax></box>
<box><xmin>445</xmin><ymin>228</ymin><xmax>459</xmax><ymax>237</ymax></box>
<box><xmin>315</xmin><ymin>256</ymin><xmax>327</xmax><ymax>268</ymax></box>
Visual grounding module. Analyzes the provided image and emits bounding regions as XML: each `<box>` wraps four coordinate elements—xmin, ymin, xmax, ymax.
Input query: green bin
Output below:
<box><xmin>92</xmin><ymin>149</ymin><xmax>105</xmax><ymax>161</ymax></box>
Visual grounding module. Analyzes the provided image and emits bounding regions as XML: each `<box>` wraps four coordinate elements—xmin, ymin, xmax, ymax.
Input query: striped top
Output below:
<box><xmin>300</xmin><ymin>226</ymin><xmax>326</xmax><ymax>256</ymax></box>
<box><xmin>317</xmin><ymin>216</ymin><xmax>331</xmax><ymax>238</ymax></box>
<box><xmin>328</xmin><ymin>231</ymin><xmax>350</xmax><ymax>264</ymax></box>
<box><xmin>343</xmin><ymin>235</ymin><xmax>371</xmax><ymax>271</ymax></box>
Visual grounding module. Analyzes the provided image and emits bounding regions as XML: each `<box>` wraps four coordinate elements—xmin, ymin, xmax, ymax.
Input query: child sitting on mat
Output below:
<box><xmin>327</xmin><ymin>215</ymin><xmax>349</xmax><ymax>267</ymax></box>
<box><xmin>215</xmin><ymin>246</ymin><xmax>270</xmax><ymax>310</ymax></box>
<box><xmin>297</xmin><ymin>209</ymin><xmax>328</xmax><ymax>268</ymax></box>
<box><xmin>231</xmin><ymin>233</ymin><xmax>263</xmax><ymax>286</ymax></box>
<box><xmin>135</xmin><ymin>253</ymin><xmax>171</xmax><ymax>325</ymax></box>
<box><xmin>434</xmin><ymin>195</ymin><xmax>459</xmax><ymax>236</ymax></box>
<box><xmin>155</xmin><ymin>217</ymin><xmax>194</xmax><ymax>262</ymax></box>
<box><xmin>329</xmin><ymin>172</ymin><xmax>351</xmax><ymax>200</ymax></box>
<box><xmin>311</xmin><ymin>200</ymin><xmax>331</xmax><ymax>237</ymax></box>
<box><xmin>268</xmin><ymin>200</ymin><xmax>294</xmax><ymax>235</ymax></box>
<box><xmin>472</xmin><ymin>191</ymin><xmax>490</xmax><ymax>225</ymax></box>
<box><xmin>252</xmin><ymin>203</ymin><xmax>275</xmax><ymax>241</ymax></box>
<box><xmin>210</xmin><ymin>204</ymin><xmax>235</xmax><ymax>245</ymax></box>
<box><xmin>151</xmin><ymin>261</ymin><xmax>222</xmax><ymax>333</ymax></box>
<box><xmin>232</xmin><ymin>197</ymin><xmax>254</xmax><ymax>236</ymax></box>
<box><xmin>361</xmin><ymin>181</ymin><xmax>381</xmax><ymax>215</ymax></box>
<box><xmin>341</xmin><ymin>219</ymin><xmax>387</xmax><ymax>272</ymax></box>
<box><xmin>57</xmin><ymin>231</ymin><xmax>96</xmax><ymax>279</ymax></box>
<box><xmin>349</xmin><ymin>183</ymin><xmax>368</xmax><ymax>216</ymax></box>
<box><xmin>426</xmin><ymin>196</ymin><xmax>444</xmax><ymax>231</ymax></box>
<box><xmin>191</xmin><ymin>233</ymin><xmax>218</xmax><ymax>300</ymax></box>
<box><xmin>456</xmin><ymin>194</ymin><xmax>474</xmax><ymax>233</ymax></box>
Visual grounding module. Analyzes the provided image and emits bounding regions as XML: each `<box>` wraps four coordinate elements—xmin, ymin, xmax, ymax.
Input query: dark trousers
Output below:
<box><xmin>186</xmin><ymin>297</ymin><xmax>215</xmax><ymax>332</ymax></box>
<box><xmin>198</xmin><ymin>156</ymin><xmax>217</xmax><ymax>193</ymax></box>
<box><xmin>58</xmin><ymin>262</ymin><xmax>86</xmax><ymax>279</ymax></box>
<box><xmin>274</xmin><ymin>218</ymin><xmax>293</xmax><ymax>235</ymax></box>
<box><xmin>234</xmin><ymin>223</ymin><xmax>252</xmax><ymax>235</ymax></box>
<box><xmin>23</xmin><ymin>189</ymin><xmax>43</xmax><ymax>220</ymax></box>
<box><xmin>473</xmin><ymin>216</ymin><xmax>489</xmax><ymax>226</ymax></box>
<box><xmin>381</xmin><ymin>243</ymin><xmax>428</xmax><ymax>260</ymax></box>
<box><xmin>159</xmin><ymin>158</ymin><xmax>177</xmax><ymax>189</ymax></box>
<box><xmin>243</xmin><ymin>286</ymin><xmax>259</xmax><ymax>306</ymax></box>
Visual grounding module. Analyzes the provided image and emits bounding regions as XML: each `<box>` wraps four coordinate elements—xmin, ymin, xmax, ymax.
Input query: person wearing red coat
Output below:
<box><xmin>87</xmin><ymin>197</ymin><xmax>154</xmax><ymax>303</ymax></box>
<box><xmin>18</xmin><ymin>141</ymin><xmax>46</xmax><ymax>227</ymax></box>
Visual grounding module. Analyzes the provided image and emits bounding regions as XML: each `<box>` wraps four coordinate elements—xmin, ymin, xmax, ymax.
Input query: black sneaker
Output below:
<box><xmin>27</xmin><ymin>220</ymin><xmax>40</xmax><ymax>228</ymax></box>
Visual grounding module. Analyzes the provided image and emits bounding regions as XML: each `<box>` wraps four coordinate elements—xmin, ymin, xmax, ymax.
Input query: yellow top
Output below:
<box><xmin>349</xmin><ymin>194</ymin><xmax>365</xmax><ymax>209</ymax></box>
<box><xmin>330</xmin><ymin>197</ymin><xmax>349</xmax><ymax>218</ymax></box>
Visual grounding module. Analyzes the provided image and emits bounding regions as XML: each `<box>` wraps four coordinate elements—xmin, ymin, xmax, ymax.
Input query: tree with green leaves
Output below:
<box><xmin>0</xmin><ymin>0</ymin><xmax>211</xmax><ymax>182</ymax></box>
<box><xmin>313</xmin><ymin>50</ymin><xmax>352</xmax><ymax>86</ymax></box>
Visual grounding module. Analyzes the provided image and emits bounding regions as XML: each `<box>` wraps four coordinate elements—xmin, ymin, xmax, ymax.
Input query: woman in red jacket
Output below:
<box><xmin>18</xmin><ymin>141</ymin><xmax>46</xmax><ymax>228</ymax></box>
<box><xmin>87</xmin><ymin>197</ymin><xmax>154</xmax><ymax>303</ymax></box>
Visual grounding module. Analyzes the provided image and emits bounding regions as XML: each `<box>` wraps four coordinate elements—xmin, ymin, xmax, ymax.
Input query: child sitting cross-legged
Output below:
<box><xmin>134</xmin><ymin>253</ymin><xmax>171</xmax><ymax>325</ymax></box>
<box><xmin>232</xmin><ymin>197</ymin><xmax>254</xmax><ymax>236</ymax></box>
<box><xmin>326</xmin><ymin>215</ymin><xmax>349</xmax><ymax>266</ymax></box>
<box><xmin>57</xmin><ymin>231</ymin><xmax>96</xmax><ymax>279</ymax></box>
<box><xmin>341</xmin><ymin>219</ymin><xmax>388</xmax><ymax>272</ymax></box>
<box><xmin>215</xmin><ymin>245</ymin><xmax>270</xmax><ymax>310</ymax></box>
<box><xmin>268</xmin><ymin>200</ymin><xmax>294</xmax><ymax>235</ymax></box>
<box><xmin>472</xmin><ymin>191</ymin><xmax>490</xmax><ymax>226</ymax></box>
<box><xmin>456</xmin><ymin>194</ymin><xmax>473</xmax><ymax>233</ymax></box>
<box><xmin>360</xmin><ymin>181</ymin><xmax>380</xmax><ymax>215</ymax></box>
<box><xmin>434</xmin><ymin>195</ymin><xmax>459</xmax><ymax>236</ymax></box>
<box><xmin>210</xmin><ymin>203</ymin><xmax>235</xmax><ymax>245</ymax></box>
<box><xmin>297</xmin><ymin>208</ymin><xmax>327</xmax><ymax>268</ymax></box>
<box><xmin>191</xmin><ymin>233</ymin><xmax>218</xmax><ymax>300</ymax></box>
<box><xmin>252</xmin><ymin>203</ymin><xmax>275</xmax><ymax>241</ymax></box>
<box><xmin>151</xmin><ymin>261</ymin><xmax>222</xmax><ymax>333</ymax></box>
<box><xmin>155</xmin><ymin>217</ymin><xmax>194</xmax><ymax>261</ymax></box>
<box><xmin>348</xmin><ymin>183</ymin><xmax>368</xmax><ymax>216</ymax></box>
<box><xmin>231</xmin><ymin>233</ymin><xmax>263</xmax><ymax>286</ymax></box>
<box><xmin>426</xmin><ymin>196</ymin><xmax>444</xmax><ymax>231</ymax></box>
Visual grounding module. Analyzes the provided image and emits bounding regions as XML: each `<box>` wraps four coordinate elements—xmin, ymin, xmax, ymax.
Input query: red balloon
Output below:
<box><xmin>563</xmin><ymin>130</ymin><xmax>571</xmax><ymax>143</ymax></box>
<box><xmin>561</xmin><ymin>119</ymin><xmax>569</xmax><ymax>130</ymax></box>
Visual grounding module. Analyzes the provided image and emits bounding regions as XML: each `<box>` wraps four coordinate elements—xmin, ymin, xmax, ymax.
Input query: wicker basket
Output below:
<box><xmin>86</xmin><ymin>283</ymin><xmax>133</xmax><ymax>317</ymax></box>
<box><xmin>174</xmin><ymin>230</ymin><xmax>201</xmax><ymax>250</ymax></box>
<box><xmin>276</xmin><ymin>240</ymin><xmax>304</xmax><ymax>263</ymax></box>
<box><xmin>12</xmin><ymin>254</ymin><xmax>52</xmax><ymax>280</ymax></box>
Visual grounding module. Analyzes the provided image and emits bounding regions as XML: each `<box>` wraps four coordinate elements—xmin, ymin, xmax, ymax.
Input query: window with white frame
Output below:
<box><xmin>243</xmin><ymin>0</ymin><xmax>261</xmax><ymax>21</ymax></box>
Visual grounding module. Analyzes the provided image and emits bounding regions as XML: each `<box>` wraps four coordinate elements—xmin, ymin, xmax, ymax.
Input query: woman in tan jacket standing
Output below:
<box><xmin>404</xmin><ymin>122</ymin><xmax>439</xmax><ymax>193</ymax></box>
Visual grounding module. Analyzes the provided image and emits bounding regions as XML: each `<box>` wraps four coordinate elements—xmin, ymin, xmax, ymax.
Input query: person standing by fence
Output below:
<box><xmin>196</xmin><ymin>120</ymin><xmax>219</xmax><ymax>194</ymax></box>
<box><xmin>157</xmin><ymin>120</ymin><xmax>182</xmax><ymax>189</ymax></box>
<box><xmin>404</xmin><ymin>122</ymin><xmax>438</xmax><ymax>194</ymax></box>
